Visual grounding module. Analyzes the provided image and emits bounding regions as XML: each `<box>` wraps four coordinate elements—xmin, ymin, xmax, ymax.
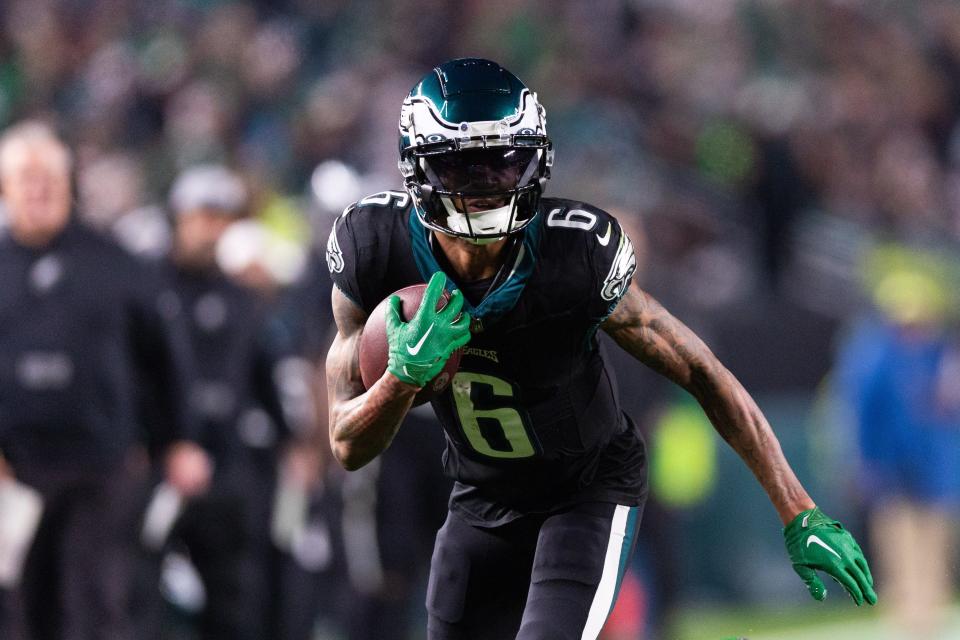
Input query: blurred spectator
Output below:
<box><xmin>263</xmin><ymin>163</ymin><xmax>355</xmax><ymax>640</ymax></box>
<box><xmin>835</xmin><ymin>249</ymin><xmax>960</xmax><ymax>639</ymax></box>
<box><xmin>154</xmin><ymin>164</ymin><xmax>295</xmax><ymax>640</ymax></box>
<box><xmin>0</xmin><ymin>120</ymin><xmax>210</xmax><ymax>640</ymax></box>
<box><xmin>2</xmin><ymin>0</ymin><xmax>960</xmax><ymax>301</ymax></box>
<box><xmin>76</xmin><ymin>150</ymin><xmax>174</xmax><ymax>261</ymax></box>
<box><xmin>216</xmin><ymin>217</ymin><xmax>308</xmax><ymax>293</ymax></box>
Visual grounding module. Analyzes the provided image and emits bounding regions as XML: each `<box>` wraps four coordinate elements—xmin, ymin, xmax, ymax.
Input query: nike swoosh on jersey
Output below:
<box><xmin>406</xmin><ymin>323</ymin><xmax>435</xmax><ymax>356</ymax></box>
<box><xmin>596</xmin><ymin>222</ymin><xmax>612</xmax><ymax>246</ymax></box>
<box><xmin>806</xmin><ymin>534</ymin><xmax>842</xmax><ymax>559</ymax></box>
<box><xmin>802</xmin><ymin>513</ymin><xmax>811</xmax><ymax>528</ymax></box>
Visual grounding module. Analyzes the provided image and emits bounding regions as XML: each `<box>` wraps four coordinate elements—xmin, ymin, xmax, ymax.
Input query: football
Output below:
<box><xmin>359</xmin><ymin>283</ymin><xmax>462</xmax><ymax>405</ymax></box>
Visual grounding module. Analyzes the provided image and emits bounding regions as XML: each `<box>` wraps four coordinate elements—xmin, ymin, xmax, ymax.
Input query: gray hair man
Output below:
<box><xmin>0</xmin><ymin>121</ymin><xmax>211</xmax><ymax>640</ymax></box>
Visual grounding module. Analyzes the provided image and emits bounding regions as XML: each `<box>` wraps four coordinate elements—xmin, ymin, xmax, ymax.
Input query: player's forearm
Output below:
<box><xmin>603</xmin><ymin>287</ymin><xmax>814</xmax><ymax>525</ymax></box>
<box><xmin>687</xmin><ymin>359</ymin><xmax>815</xmax><ymax>525</ymax></box>
<box><xmin>329</xmin><ymin>373</ymin><xmax>418</xmax><ymax>471</ymax></box>
<box><xmin>325</xmin><ymin>322</ymin><xmax>416</xmax><ymax>471</ymax></box>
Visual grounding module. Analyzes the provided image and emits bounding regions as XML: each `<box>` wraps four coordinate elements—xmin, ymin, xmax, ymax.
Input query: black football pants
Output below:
<box><xmin>425</xmin><ymin>501</ymin><xmax>643</xmax><ymax>640</ymax></box>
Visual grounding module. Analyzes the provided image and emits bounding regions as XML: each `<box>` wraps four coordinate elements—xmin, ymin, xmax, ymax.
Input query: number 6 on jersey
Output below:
<box><xmin>451</xmin><ymin>372</ymin><xmax>538</xmax><ymax>459</ymax></box>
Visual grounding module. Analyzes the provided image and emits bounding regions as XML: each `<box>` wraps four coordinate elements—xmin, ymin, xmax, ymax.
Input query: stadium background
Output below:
<box><xmin>1</xmin><ymin>0</ymin><xmax>959</xmax><ymax>638</ymax></box>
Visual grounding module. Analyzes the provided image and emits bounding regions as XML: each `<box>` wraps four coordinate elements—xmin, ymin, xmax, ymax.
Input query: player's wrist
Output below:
<box><xmin>382</xmin><ymin>368</ymin><xmax>425</xmax><ymax>393</ymax></box>
<box><xmin>780</xmin><ymin>498</ymin><xmax>817</xmax><ymax>527</ymax></box>
<box><xmin>783</xmin><ymin>505</ymin><xmax>833</xmax><ymax>536</ymax></box>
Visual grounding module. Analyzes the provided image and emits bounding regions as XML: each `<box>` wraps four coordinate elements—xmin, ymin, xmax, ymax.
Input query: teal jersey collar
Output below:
<box><xmin>407</xmin><ymin>207</ymin><xmax>541</xmax><ymax>324</ymax></box>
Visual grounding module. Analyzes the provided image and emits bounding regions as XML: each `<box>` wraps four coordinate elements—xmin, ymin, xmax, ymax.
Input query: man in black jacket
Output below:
<box><xmin>0</xmin><ymin>121</ymin><xmax>211</xmax><ymax>640</ymax></box>
<box><xmin>164</xmin><ymin>164</ymin><xmax>292</xmax><ymax>640</ymax></box>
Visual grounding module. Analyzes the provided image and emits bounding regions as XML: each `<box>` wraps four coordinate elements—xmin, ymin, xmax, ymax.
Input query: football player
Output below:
<box><xmin>324</xmin><ymin>58</ymin><xmax>876</xmax><ymax>639</ymax></box>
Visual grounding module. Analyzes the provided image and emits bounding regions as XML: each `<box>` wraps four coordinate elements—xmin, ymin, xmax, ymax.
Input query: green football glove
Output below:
<box><xmin>783</xmin><ymin>507</ymin><xmax>877</xmax><ymax>606</ymax></box>
<box><xmin>386</xmin><ymin>271</ymin><xmax>471</xmax><ymax>387</ymax></box>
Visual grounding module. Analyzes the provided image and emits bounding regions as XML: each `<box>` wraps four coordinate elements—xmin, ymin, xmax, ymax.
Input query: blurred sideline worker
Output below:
<box><xmin>0</xmin><ymin>120</ymin><xmax>211</xmax><ymax>640</ymax></box>
<box><xmin>836</xmin><ymin>263</ymin><xmax>960</xmax><ymax>640</ymax></box>
<box><xmin>267</xmin><ymin>207</ymin><xmax>352</xmax><ymax>639</ymax></box>
<box><xmin>161</xmin><ymin>165</ymin><xmax>291</xmax><ymax>640</ymax></box>
<box><xmin>325</xmin><ymin>59</ymin><xmax>877</xmax><ymax>639</ymax></box>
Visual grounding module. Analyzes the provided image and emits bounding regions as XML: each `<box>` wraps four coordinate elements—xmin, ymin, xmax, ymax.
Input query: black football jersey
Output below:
<box><xmin>327</xmin><ymin>191</ymin><xmax>647</xmax><ymax>526</ymax></box>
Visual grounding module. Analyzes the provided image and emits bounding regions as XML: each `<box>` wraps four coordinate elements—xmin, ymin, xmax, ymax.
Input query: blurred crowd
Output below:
<box><xmin>3</xmin><ymin>0</ymin><xmax>960</xmax><ymax>302</ymax></box>
<box><xmin>0</xmin><ymin>0</ymin><xmax>959</xmax><ymax>639</ymax></box>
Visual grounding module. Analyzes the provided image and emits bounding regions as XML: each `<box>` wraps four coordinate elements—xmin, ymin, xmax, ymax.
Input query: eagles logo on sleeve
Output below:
<box><xmin>326</xmin><ymin>223</ymin><xmax>344</xmax><ymax>274</ymax></box>
<box><xmin>600</xmin><ymin>230</ymin><xmax>636</xmax><ymax>302</ymax></box>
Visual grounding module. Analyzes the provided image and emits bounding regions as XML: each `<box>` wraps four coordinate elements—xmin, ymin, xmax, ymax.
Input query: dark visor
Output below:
<box><xmin>426</xmin><ymin>148</ymin><xmax>538</xmax><ymax>194</ymax></box>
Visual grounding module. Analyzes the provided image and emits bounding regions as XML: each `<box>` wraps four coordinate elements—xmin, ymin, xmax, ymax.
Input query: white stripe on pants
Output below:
<box><xmin>580</xmin><ymin>504</ymin><xmax>631</xmax><ymax>640</ymax></box>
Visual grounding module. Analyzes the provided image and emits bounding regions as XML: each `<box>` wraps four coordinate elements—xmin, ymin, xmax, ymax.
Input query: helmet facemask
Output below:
<box><xmin>403</xmin><ymin>138</ymin><xmax>551</xmax><ymax>243</ymax></box>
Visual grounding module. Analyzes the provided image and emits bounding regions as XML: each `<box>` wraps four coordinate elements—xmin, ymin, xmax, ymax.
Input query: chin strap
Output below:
<box><xmin>440</xmin><ymin>195</ymin><xmax>518</xmax><ymax>239</ymax></box>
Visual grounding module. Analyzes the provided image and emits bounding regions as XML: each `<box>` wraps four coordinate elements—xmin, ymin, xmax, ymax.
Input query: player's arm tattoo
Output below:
<box><xmin>602</xmin><ymin>284</ymin><xmax>815</xmax><ymax>524</ymax></box>
<box><xmin>325</xmin><ymin>287</ymin><xmax>418</xmax><ymax>470</ymax></box>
